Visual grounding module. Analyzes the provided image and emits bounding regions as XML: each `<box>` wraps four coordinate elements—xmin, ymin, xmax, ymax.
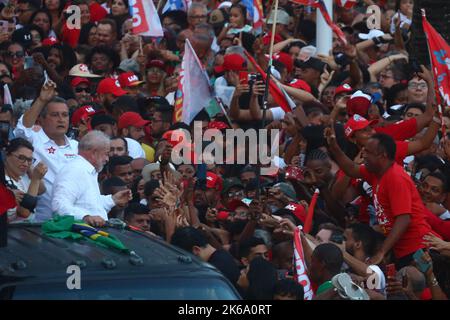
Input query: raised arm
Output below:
<box><xmin>325</xmin><ymin>127</ymin><xmax>362</xmax><ymax>179</ymax></box>
<box><xmin>22</xmin><ymin>80</ymin><xmax>57</xmax><ymax>128</ymax></box>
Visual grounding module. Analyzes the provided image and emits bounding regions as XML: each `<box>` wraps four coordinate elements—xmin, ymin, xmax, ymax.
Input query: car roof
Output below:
<box><xmin>0</xmin><ymin>223</ymin><xmax>221</xmax><ymax>281</ymax></box>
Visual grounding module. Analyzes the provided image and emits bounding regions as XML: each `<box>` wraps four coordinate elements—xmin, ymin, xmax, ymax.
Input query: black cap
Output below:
<box><xmin>12</xmin><ymin>27</ymin><xmax>33</xmax><ymax>49</ymax></box>
<box><xmin>146</xmin><ymin>96</ymin><xmax>172</xmax><ymax>109</ymax></box>
<box><xmin>294</xmin><ymin>57</ymin><xmax>326</xmax><ymax>72</ymax></box>
<box><xmin>90</xmin><ymin>114</ymin><xmax>116</xmax><ymax>129</ymax></box>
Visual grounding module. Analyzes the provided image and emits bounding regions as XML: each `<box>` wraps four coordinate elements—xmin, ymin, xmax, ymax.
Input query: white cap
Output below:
<box><xmin>69</xmin><ymin>64</ymin><xmax>101</xmax><ymax>78</ymax></box>
<box><xmin>266</xmin><ymin>9</ymin><xmax>290</xmax><ymax>25</ymax></box>
<box><xmin>358</xmin><ymin>29</ymin><xmax>385</xmax><ymax>41</ymax></box>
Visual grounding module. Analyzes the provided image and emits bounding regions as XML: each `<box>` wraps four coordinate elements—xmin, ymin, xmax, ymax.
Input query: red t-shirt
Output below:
<box><xmin>375</xmin><ymin>118</ymin><xmax>417</xmax><ymax>141</ymax></box>
<box><xmin>424</xmin><ymin>207</ymin><xmax>450</xmax><ymax>241</ymax></box>
<box><xmin>394</xmin><ymin>141</ymin><xmax>408</xmax><ymax>165</ymax></box>
<box><xmin>359</xmin><ymin>163</ymin><xmax>432</xmax><ymax>258</ymax></box>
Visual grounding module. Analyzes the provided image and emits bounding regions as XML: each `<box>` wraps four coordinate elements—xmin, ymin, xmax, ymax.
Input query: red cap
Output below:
<box><xmin>284</xmin><ymin>203</ymin><xmax>307</xmax><ymax>223</ymax></box>
<box><xmin>346</xmin><ymin>90</ymin><xmax>372</xmax><ymax>117</ymax></box>
<box><xmin>206</xmin><ymin>172</ymin><xmax>223</xmax><ymax>191</ymax></box>
<box><xmin>334</xmin><ymin>83</ymin><xmax>353</xmax><ymax>97</ymax></box>
<box><xmin>217</xmin><ymin>211</ymin><xmax>230</xmax><ymax>221</ymax></box>
<box><xmin>344</xmin><ymin>114</ymin><xmax>378</xmax><ymax>139</ymax></box>
<box><xmin>71</xmin><ymin>105</ymin><xmax>96</xmax><ymax>126</ymax></box>
<box><xmin>96</xmin><ymin>78</ymin><xmax>127</xmax><ymax>97</ymax></box>
<box><xmin>289</xmin><ymin>79</ymin><xmax>312</xmax><ymax>93</ymax></box>
<box><xmin>207</xmin><ymin>121</ymin><xmax>229</xmax><ymax>130</ymax></box>
<box><xmin>273</xmin><ymin>52</ymin><xmax>293</xmax><ymax>73</ymax></box>
<box><xmin>285</xmin><ymin>166</ymin><xmax>304</xmax><ymax>181</ymax></box>
<box><xmin>146</xmin><ymin>59</ymin><xmax>166</xmax><ymax>70</ymax></box>
<box><xmin>214</xmin><ymin>54</ymin><xmax>247</xmax><ymax>74</ymax></box>
<box><xmin>71</xmin><ymin>76</ymin><xmax>90</xmax><ymax>87</ymax></box>
<box><xmin>262</xmin><ymin>33</ymin><xmax>283</xmax><ymax>45</ymax></box>
<box><xmin>118</xmin><ymin>72</ymin><xmax>144</xmax><ymax>88</ymax></box>
<box><xmin>227</xmin><ymin>199</ymin><xmax>249</xmax><ymax>211</ymax></box>
<box><xmin>118</xmin><ymin>112</ymin><xmax>150</xmax><ymax>129</ymax></box>
<box><xmin>42</xmin><ymin>36</ymin><xmax>59</xmax><ymax>46</ymax></box>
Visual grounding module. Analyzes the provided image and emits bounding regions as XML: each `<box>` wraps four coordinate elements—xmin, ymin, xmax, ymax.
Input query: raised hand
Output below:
<box><xmin>31</xmin><ymin>162</ymin><xmax>48</xmax><ymax>181</ymax></box>
<box><xmin>112</xmin><ymin>189</ymin><xmax>132</xmax><ymax>207</ymax></box>
<box><xmin>38</xmin><ymin>80</ymin><xmax>57</xmax><ymax>103</ymax></box>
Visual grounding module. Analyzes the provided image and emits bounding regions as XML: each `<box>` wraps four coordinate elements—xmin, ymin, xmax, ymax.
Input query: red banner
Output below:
<box><xmin>293</xmin><ymin>227</ymin><xmax>314</xmax><ymax>300</ymax></box>
<box><xmin>303</xmin><ymin>188</ymin><xmax>320</xmax><ymax>234</ymax></box>
<box><xmin>422</xmin><ymin>12</ymin><xmax>450</xmax><ymax>109</ymax></box>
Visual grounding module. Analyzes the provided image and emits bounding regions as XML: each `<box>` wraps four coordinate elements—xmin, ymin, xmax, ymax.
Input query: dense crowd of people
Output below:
<box><xmin>1</xmin><ymin>0</ymin><xmax>450</xmax><ymax>300</ymax></box>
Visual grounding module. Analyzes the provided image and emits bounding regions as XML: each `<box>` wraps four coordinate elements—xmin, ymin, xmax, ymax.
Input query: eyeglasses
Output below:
<box><xmin>379</xmin><ymin>74</ymin><xmax>393</xmax><ymax>80</ymax></box>
<box><xmin>16</xmin><ymin>8</ymin><xmax>32</xmax><ymax>14</ymax></box>
<box><xmin>189</xmin><ymin>15</ymin><xmax>207</xmax><ymax>19</ymax></box>
<box><xmin>11</xmin><ymin>153</ymin><xmax>34</xmax><ymax>165</ymax></box>
<box><xmin>75</xmin><ymin>87</ymin><xmax>90</xmax><ymax>93</ymax></box>
<box><xmin>7</xmin><ymin>51</ymin><xmax>25</xmax><ymax>58</ymax></box>
<box><xmin>408</xmin><ymin>83</ymin><xmax>427</xmax><ymax>90</ymax></box>
<box><xmin>147</xmin><ymin>67</ymin><xmax>164</xmax><ymax>73</ymax></box>
<box><xmin>0</xmin><ymin>105</ymin><xmax>12</xmax><ymax>113</ymax></box>
<box><xmin>228</xmin><ymin>190</ymin><xmax>244</xmax><ymax>198</ymax></box>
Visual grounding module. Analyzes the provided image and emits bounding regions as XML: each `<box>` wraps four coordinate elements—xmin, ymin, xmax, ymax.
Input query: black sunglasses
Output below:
<box><xmin>0</xmin><ymin>104</ymin><xmax>13</xmax><ymax>113</ymax></box>
<box><xmin>75</xmin><ymin>87</ymin><xmax>90</xmax><ymax>93</ymax></box>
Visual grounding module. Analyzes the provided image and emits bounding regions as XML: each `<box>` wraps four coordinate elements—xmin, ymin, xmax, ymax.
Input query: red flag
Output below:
<box><xmin>244</xmin><ymin>51</ymin><xmax>292</xmax><ymax>113</ymax></box>
<box><xmin>289</xmin><ymin>0</ymin><xmax>348</xmax><ymax>45</ymax></box>
<box><xmin>293</xmin><ymin>227</ymin><xmax>314</xmax><ymax>300</ymax></box>
<box><xmin>0</xmin><ymin>184</ymin><xmax>16</xmax><ymax>215</ymax></box>
<box><xmin>422</xmin><ymin>11</ymin><xmax>450</xmax><ymax>109</ymax></box>
<box><xmin>303</xmin><ymin>188</ymin><xmax>319</xmax><ymax>234</ymax></box>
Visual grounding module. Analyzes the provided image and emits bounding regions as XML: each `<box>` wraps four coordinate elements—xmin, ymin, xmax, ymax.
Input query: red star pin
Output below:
<box><xmin>47</xmin><ymin>147</ymin><xmax>56</xmax><ymax>154</ymax></box>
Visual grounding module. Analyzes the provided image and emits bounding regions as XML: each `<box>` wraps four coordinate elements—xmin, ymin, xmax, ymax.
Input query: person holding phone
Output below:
<box><xmin>3</xmin><ymin>138</ymin><xmax>47</xmax><ymax>223</ymax></box>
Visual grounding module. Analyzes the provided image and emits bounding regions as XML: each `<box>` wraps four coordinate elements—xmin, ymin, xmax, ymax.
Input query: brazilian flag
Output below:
<box><xmin>42</xmin><ymin>215</ymin><xmax>129</xmax><ymax>253</ymax></box>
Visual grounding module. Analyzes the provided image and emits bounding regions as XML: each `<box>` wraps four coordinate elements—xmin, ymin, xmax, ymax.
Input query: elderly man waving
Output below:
<box><xmin>52</xmin><ymin>130</ymin><xmax>132</xmax><ymax>227</ymax></box>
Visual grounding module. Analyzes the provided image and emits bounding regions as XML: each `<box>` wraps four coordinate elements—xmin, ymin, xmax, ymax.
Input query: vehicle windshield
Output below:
<box><xmin>3</xmin><ymin>277</ymin><xmax>240</xmax><ymax>300</ymax></box>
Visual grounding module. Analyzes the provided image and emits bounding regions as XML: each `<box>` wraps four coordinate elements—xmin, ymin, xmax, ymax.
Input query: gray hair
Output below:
<box><xmin>78</xmin><ymin>130</ymin><xmax>111</xmax><ymax>152</ymax></box>
<box><xmin>195</xmin><ymin>22</ymin><xmax>215</xmax><ymax>40</ymax></box>
<box><xmin>188</xmin><ymin>2</ymin><xmax>207</xmax><ymax>16</ymax></box>
<box><xmin>39</xmin><ymin>97</ymin><xmax>68</xmax><ymax>118</ymax></box>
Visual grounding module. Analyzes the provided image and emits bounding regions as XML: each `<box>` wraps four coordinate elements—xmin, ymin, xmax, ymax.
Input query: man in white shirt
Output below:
<box><xmin>14</xmin><ymin>80</ymin><xmax>79</xmax><ymax>222</ymax></box>
<box><xmin>52</xmin><ymin>130</ymin><xmax>132</xmax><ymax>227</ymax></box>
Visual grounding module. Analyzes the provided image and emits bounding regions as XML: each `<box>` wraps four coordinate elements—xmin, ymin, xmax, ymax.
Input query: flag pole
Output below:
<box><xmin>256</xmin><ymin>0</ymin><xmax>280</xmax><ymax>199</ymax></box>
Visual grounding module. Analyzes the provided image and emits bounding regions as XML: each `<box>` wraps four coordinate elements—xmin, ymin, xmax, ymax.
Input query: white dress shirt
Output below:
<box><xmin>51</xmin><ymin>155</ymin><xmax>115</xmax><ymax>221</ymax></box>
<box><xmin>14</xmin><ymin>116</ymin><xmax>79</xmax><ymax>221</ymax></box>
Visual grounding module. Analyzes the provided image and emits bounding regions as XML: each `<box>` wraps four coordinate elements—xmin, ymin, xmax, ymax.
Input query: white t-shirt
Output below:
<box><xmin>5</xmin><ymin>174</ymin><xmax>32</xmax><ymax>223</ymax></box>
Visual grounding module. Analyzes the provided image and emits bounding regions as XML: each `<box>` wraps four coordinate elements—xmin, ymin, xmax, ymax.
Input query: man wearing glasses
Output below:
<box><xmin>14</xmin><ymin>0</ymin><xmax>40</xmax><ymax>28</ymax></box>
<box><xmin>71</xmin><ymin>77</ymin><xmax>93</xmax><ymax>106</ymax></box>
<box><xmin>187</xmin><ymin>3</ymin><xmax>208</xmax><ymax>30</ymax></box>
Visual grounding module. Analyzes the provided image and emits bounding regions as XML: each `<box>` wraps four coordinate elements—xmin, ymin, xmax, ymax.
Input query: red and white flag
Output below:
<box><xmin>422</xmin><ymin>10</ymin><xmax>450</xmax><ymax>108</ymax></box>
<box><xmin>294</xmin><ymin>227</ymin><xmax>314</xmax><ymax>300</ymax></box>
<box><xmin>173</xmin><ymin>39</ymin><xmax>213</xmax><ymax>125</ymax></box>
<box><xmin>129</xmin><ymin>0</ymin><xmax>164</xmax><ymax>37</ymax></box>
<box><xmin>336</xmin><ymin>0</ymin><xmax>357</xmax><ymax>9</ymax></box>
<box><xmin>289</xmin><ymin>0</ymin><xmax>347</xmax><ymax>45</ymax></box>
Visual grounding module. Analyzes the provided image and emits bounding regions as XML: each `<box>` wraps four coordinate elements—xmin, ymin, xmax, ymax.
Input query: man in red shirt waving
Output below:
<box><xmin>327</xmin><ymin>130</ymin><xmax>433</xmax><ymax>269</ymax></box>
